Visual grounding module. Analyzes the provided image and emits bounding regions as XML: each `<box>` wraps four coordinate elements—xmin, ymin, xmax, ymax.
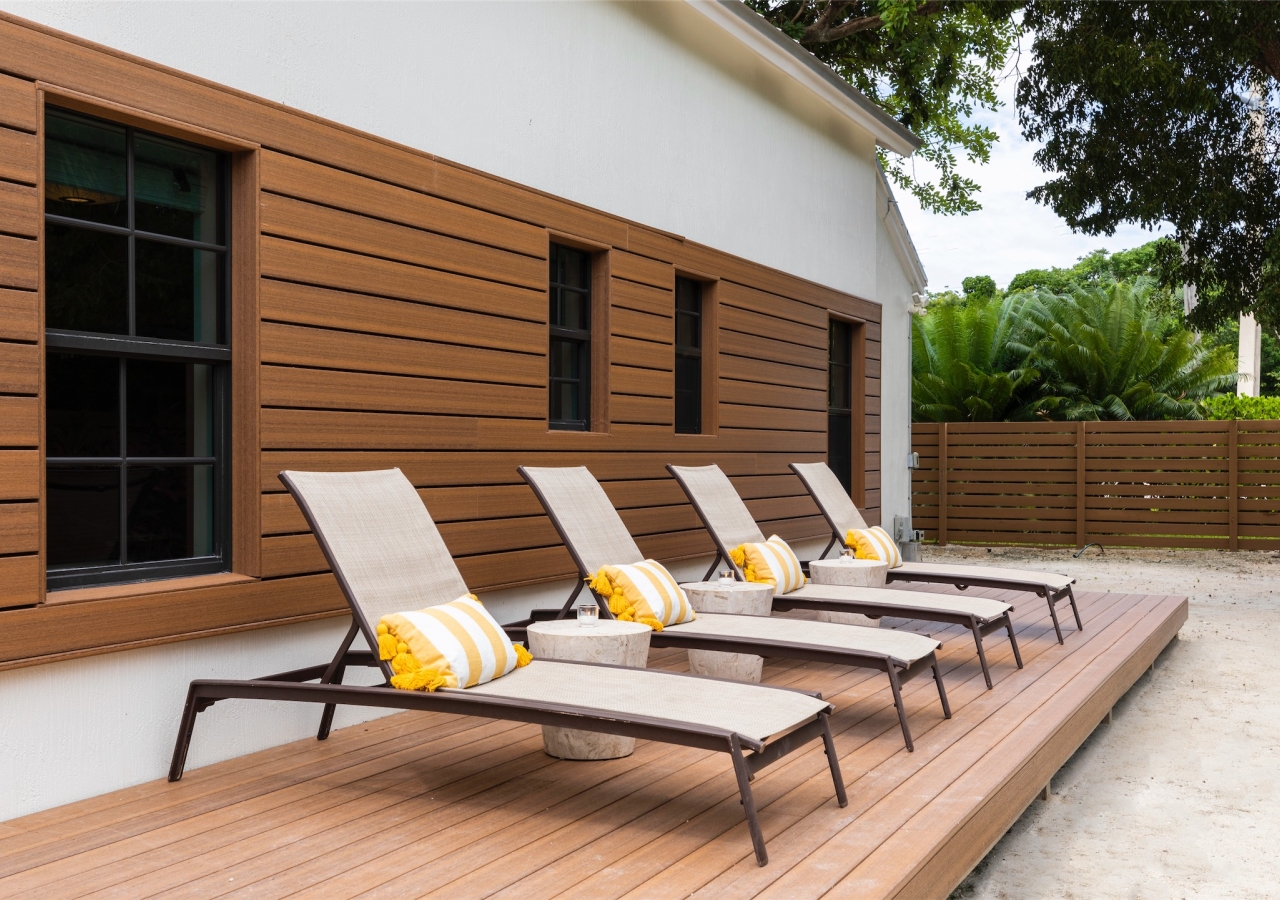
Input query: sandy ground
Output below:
<box><xmin>925</xmin><ymin>545</ymin><xmax>1280</xmax><ymax>900</ymax></box>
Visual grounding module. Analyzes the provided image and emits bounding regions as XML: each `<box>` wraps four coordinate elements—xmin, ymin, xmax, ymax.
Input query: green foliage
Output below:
<box><xmin>913</xmin><ymin>280</ymin><xmax>1238</xmax><ymax>421</ymax></box>
<box><xmin>747</xmin><ymin>0</ymin><xmax>1020</xmax><ymax>214</ymax></box>
<box><xmin>1018</xmin><ymin>1</ymin><xmax>1280</xmax><ymax>334</ymax></box>
<box><xmin>1020</xmin><ymin>283</ymin><xmax>1238</xmax><ymax>420</ymax></box>
<box><xmin>912</xmin><ymin>293</ymin><xmax>1042</xmax><ymax>422</ymax></box>
<box><xmin>961</xmin><ymin>275</ymin><xmax>997</xmax><ymax>301</ymax></box>
<box><xmin>1201</xmin><ymin>395</ymin><xmax>1280</xmax><ymax>420</ymax></box>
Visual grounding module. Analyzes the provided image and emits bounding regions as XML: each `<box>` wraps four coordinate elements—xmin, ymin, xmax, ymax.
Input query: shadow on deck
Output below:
<box><xmin>0</xmin><ymin>586</ymin><xmax>1186</xmax><ymax>899</ymax></box>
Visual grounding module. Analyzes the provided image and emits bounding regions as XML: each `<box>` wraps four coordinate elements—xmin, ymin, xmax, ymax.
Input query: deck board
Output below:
<box><xmin>0</xmin><ymin>588</ymin><xmax>1185</xmax><ymax>900</ymax></box>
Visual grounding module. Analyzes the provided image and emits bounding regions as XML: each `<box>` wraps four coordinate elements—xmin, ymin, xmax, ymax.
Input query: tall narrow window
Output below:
<box><xmin>674</xmin><ymin>277</ymin><xmax>702</xmax><ymax>434</ymax></box>
<box><xmin>44</xmin><ymin>108</ymin><xmax>230</xmax><ymax>589</ymax></box>
<box><xmin>828</xmin><ymin>320</ymin><xmax>854</xmax><ymax>494</ymax></box>
<box><xmin>548</xmin><ymin>243</ymin><xmax>592</xmax><ymax>430</ymax></box>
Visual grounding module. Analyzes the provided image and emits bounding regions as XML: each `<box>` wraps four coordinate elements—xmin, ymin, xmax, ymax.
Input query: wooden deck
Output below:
<box><xmin>0</xmin><ymin>586</ymin><xmax>1186</xmax><ymax>899</ymax></box>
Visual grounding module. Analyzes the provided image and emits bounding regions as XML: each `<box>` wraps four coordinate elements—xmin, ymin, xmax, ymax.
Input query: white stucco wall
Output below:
<box><xmin>876</xmin><ymin>212</ymin><xmax>915</xmax><ymax>530</ymax></box>
<box><xmin>0</xmin><ymin>0</ymin><xmax>912</xmax><ymax>819</ymax></box>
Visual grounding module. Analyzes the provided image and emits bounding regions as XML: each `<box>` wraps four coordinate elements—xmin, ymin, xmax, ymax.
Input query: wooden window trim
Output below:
<box><xmin>547</xmin><ymin>231</ymin><xmax>610</xmax><ymax>433</ymax></box>
<box><xmin>36</xmin><ymin>87</ymin><xmax>261</xmax><ymax>600</ymax></box>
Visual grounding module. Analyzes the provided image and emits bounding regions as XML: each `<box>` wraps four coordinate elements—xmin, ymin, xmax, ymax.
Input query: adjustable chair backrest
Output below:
<box><xmin>666</xmin><ymin>464</ymin><xmax>766</xmax><ymax>577</ymax></box>
<box><xmin>279</xmin><ymin>469</ymin><xmax>471</xmax><ymax>659</ymax></box>
<box><xmin>790</xmin><ymin>461</ymin><xmax>869</xmax><ymax>537</ymax></box>
<box><xmin>519</xmin><ymin>466</ymin><xmax>645</xmax><ymax>578</ymax></box>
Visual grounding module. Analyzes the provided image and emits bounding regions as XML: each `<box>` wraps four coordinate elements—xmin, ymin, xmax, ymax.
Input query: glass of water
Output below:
<box><xmin>576</xmin><ymin>604</ymin><xmax>599</xmax><ymax>627</ymax></box>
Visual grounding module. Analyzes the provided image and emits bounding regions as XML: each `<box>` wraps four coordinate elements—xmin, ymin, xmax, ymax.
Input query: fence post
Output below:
<box><xmin>939</xmin><ymin>423</ymin><xmax>948</xmax><ymax>546</ymax></box>
<box><xmin>1076</xmin><ymin>421</ymin><xmax>1086</xmax><ymax>550</ymax></box>
<box><xmin>1229</xmin><ymin>419</ymin><xmax>1238</xmax><ymax>551</ymax></box>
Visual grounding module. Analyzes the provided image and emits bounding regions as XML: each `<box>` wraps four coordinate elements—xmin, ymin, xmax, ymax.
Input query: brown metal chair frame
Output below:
<box><xmin>167</xmin><ymin>471</ymin><xmax>847</xmax><ymax>866</ymax></box>
<box><xmin>788</xmin><ymin>462</ymin><xmax>1083</xmax><ymax>645</ymax></box>
<box><xmin>668</xmin><ymin>465</ymin><xmax>1025</xmax><ymax>690</ymax></box>
<box><xmin>514</xmin><ymin>466</ymin><xmax>952</xmax><ymax>752</ymax></box>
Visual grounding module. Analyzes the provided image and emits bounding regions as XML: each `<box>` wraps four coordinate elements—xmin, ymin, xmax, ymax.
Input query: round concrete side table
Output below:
<box><xmin>808</xmin><ymin>558</ymin><xmax>888</xmax><ymax>628</ymax></box>
<box><xmin>679</xmin><ymin>580</ymin><xmax>774</xmax><ymax>683</ymax></box>
<box><xmin>526</xmin><ymin>619</ymin><xmax>651</xmax><ymax>760</ymax></box>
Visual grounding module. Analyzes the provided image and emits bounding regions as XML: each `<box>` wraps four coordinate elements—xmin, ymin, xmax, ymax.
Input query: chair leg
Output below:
<box><xmin>820</xmin><ymin>713</ymin><xmax>848</xmax><ymax>807</ymax></box>
<box><xmin>932</xmin><ymin>658</ymin><xmax>952</xmax><ymax>719</ymax></box>
<box><xmin>169</xmin><ymin>684</ymin><xmax>202</xmax><ymax>782</ymax></box>
<box><xmin>730</xmin><ymin>736</ymin><xmax>768</xmax><ymax>866</ymax></box>
<box><xmin>887</xmin><ymin>666</ymin><xmax>913</xmax><ymax>752</ymax></box>
<box><xmin>701</xmin><ymin>553</ymin><xmax>725</xmax><ymax>583</ymax></box>
<box><xmin>971</xmin><ymin>621</ymin><xmax>993</xmax><ymax>689</ymax></box>
<box><xmin>1067</xmin><ymin>585</ymin><xmax>1083</xmax><ymax>632</ymax></box>
<box><xmin>1005</xmin><ymin>612</ymin><xmax>1024</xmax><ymax>669</ymax></box>
<box><xmin>317</xmin><ymin>621</ymin><xmax>360</xmax><ymax>741</ymax></box>
<box><xmin>1045</xmin><ymin>588</ymin><xmax>1064</xmax><ymax>644</ymax></box>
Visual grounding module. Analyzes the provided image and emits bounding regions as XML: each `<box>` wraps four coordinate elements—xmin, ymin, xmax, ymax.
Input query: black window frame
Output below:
<box><xmin>674</xmin><ymin>276</ymin><xmax>703</xmax><ymax>434</ymax></box>
<box><xmin>828</xmin><ymin>319</ymin><xmax>854</xmax><ymax>495</ymax></box>
<box><xmin>43</xmin><ymin>107</ymin><xmax>232</xmax><ymax>590</ymax></box>
<box><xmin>548</xmin><ymin>242</ymin><xmax>592</xmax><ymax>431</ymax></box>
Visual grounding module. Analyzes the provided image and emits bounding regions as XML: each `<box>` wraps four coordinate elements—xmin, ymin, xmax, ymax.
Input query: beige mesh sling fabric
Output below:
<box><xmin>520</xmin><ymin>465</ymin><xmax>952</xmax><ymax>750</ymax></box>
<box><xmin>790</xmin><ymin>461</ymin><xmax>1082</xmax><ymax>644</ymax></box>
<box><xmin>668</xmin><ymin>463</ymin><xmax>1026</xmax><ymax>690</ymax></box>
<box><xmin>169</xmin><ymin>467</ymin><xmax>846</xmax><ymax>868</ymax></box>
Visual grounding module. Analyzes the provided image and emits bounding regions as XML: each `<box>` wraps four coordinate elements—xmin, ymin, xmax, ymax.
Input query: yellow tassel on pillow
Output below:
<box><xmin>588</xmin><ymin>572</ymin><xmax>663</xmax><ymax>631</ymax></box>
<box><xmin>730</xmin><ymin>546</ymin><xmax>759</xmax><ymax>584</ymax></box>
<box><xmin>514</xmin><ymin>643</ymin><xmax>533</xmax><ymax>667</ymax></box>
<box><xmin>376</xmin><ymin>623</ymin><xmax>399</xmax><ymax>661</ymax></box>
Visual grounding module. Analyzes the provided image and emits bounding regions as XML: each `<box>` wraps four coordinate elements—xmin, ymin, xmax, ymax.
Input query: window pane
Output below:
<box><xmin>46</xmin><ymin>353</ymin><xmax>120</xmax><ymax>458</ymax></box>
<box><xmin>676</xmin><ymin>278</ymin><xmax>701</xmax><ymax>314</ymax></box>
<box><xmin>829</xmin><ymin>320</ymin><xmax>852</xmax><ymax>365</ymax></box>
<box><xmin>549</xmin><ymin>338</ymin><xmax>582</xmax><ymax>380</ymax></box>
<box><xmin>550</xmin><ymin>381</ymin><xmax>582</xmax><ymax>424</ymax></box>
<box><xmin>828</xmin><ymin>413</ymin><xmax>853</xmax><ymax>494</ymax></box>
<box><xmin>552</xmin><ymin>245</ymin><xmax>591</xmax><ymax>291</ymax></box>
<box><xmin>127</xmin><ymin>359</ymin><xmax>214</xmax><ymax>457</ymax></box>
<box><xmin>45</xmin><ymin>223</ymin><xmax>129</xmax><ymax>334</ymax></box>
<box><xmin>675</xmin><ymin>355</ymin><xmax>702</xmax><ymax>434</ymax></box>
<box><xmin>134</xmin><ymin>134</ymin><xmax>222</xmax><ymax>244</ymax></box>
<box><xmin>676</xmin><ymin>311</ymin><xmax>700</xmax><ymax>350</ymax></box>
<box><xmin>551</xmin><ymin>288</ymin><xmax>589</xmax><ymax>331</ymax></box>
<box><xmin>135</xmin><ymin>240</ymin><xmax>224</xmax><ymax>343</ymax></box>
<box><xmin>829</xmin><ymin>363</ymin><xmax>851</xmax><ymax>411</ymax></box>
<box><xmin>126</xmin><ymin>465</ymin><xmax>214</xmax><ymax>562</ymax></box>
<box><xmin>47</xmin><ymin>466</ymin><xmax>121</xmax><ymax>567</ymax></box>
<box><xmin>44</xmin><ymin>110</ymin><xmax>127</xmax><ymax>227</ymax></box>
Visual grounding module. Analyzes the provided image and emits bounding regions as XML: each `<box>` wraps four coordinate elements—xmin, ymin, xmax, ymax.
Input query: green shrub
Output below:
<box><xmin>1201</xmin><ymin>395</ymin><xmax>1280</xmax><ymax>420</ymax></box>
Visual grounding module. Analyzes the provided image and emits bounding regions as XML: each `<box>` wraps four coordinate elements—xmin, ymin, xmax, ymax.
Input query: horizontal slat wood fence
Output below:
<box><xmin>913</xmin><ymin>421</ymin><xmax>1280</xmax><ymax>550</ymax></box>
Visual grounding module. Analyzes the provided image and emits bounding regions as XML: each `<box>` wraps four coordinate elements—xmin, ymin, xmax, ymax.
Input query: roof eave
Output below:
<box><xmin>686</xmin><ymin>0</ymin><xmax>922</xmax><ymax>156</ymax></box>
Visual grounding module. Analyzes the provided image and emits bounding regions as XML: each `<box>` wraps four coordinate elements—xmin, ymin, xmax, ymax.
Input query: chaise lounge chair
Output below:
<box><xmin>168</xmin><ymin>468</ymin><xmax>847</xmax><ymax>866</ymax></box>
<box><xmin>668</xmin><ymin>464</ymin><xmax>1024</xmax><ymax>690</ymax></box>
<box><xmin>789</xmin><ymin>461</ymin><xmax>1082</xmax><ymax>644</ymax></box>
<box><xmin>517</xmin><ymin>465</ymin><xmax>951</xmax><ymax>752</ymax></box>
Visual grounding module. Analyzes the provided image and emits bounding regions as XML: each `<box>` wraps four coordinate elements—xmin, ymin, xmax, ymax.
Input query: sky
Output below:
<box><xmin>892</xmin><ymin>71</ymin><xmax>1171</xmax><ymax>295</ymax></box>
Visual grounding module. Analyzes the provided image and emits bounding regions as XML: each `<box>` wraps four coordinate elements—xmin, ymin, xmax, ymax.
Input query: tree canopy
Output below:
<box><xmin>747</xmin><ymin>0</ymin><xmax>1019</xmax><ymax>214</ymax></box>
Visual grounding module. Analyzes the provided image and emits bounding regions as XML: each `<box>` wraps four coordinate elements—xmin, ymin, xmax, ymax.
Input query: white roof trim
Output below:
<box><xmin>685</xmin><ymin>0</ymin><xmax>921</xmax><ymax>156</ymax></box>
<box><xmin>878</xmin><ymin>168</ymin><xmax>928</xmax><ymax>291</ymax></box>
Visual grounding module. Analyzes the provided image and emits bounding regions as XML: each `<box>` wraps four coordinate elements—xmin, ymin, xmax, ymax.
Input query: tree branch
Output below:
<box><xmin>801</xmin><ymin>0</ymin><xmax>945</xmax><ymax>45</ymax></box>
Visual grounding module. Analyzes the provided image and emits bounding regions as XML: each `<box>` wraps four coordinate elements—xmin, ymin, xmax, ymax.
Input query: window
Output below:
<box><xmin>828</xmin><ymin>319</ymin><xmax>854</xmax><ymax>494</ymax></box>
<box><xmin>548</xmin><ymin>243</ymin><xmax>591</xmax><ymax>430</ymax></box>
<box><xmin>44</xmin><ymin>108</ymin><xmax>230</xmax><ymax>589</ymax></box>
<box><xmin>674</xmin><ymin>277</ymin><xmax>702</xmax><ymax>434</ymax></box>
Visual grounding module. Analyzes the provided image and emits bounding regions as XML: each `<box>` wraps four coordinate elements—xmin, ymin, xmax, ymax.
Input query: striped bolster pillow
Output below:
<box><xmin>732</xmin><ymin>535</ymin><xmax>806</xmax><ymax>594</ymax></box>
<box><xmin>590</xmin><ymin>560</ymin><xmax>696</xmax><ymax>631</ymax></box>
<box><xmin>377</xmin><ymin>594</ymin><xmax>532</xmax><ymax>691</ymax></box>
<box><xmin>846</xmin><ymin>525</ymin><xmax>903</xmax><ymax>568</ymax></box>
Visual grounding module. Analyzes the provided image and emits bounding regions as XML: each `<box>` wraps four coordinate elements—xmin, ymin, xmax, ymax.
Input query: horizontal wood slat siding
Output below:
<box><xmin>913</xmin><ymin>421</ymin><xmax>1280</xmax><ymax>550</ymax></box>
<box><xmin>0</xmin><ymin>15</ymin><xmax>883</xmax><ymax>667</ymax></box>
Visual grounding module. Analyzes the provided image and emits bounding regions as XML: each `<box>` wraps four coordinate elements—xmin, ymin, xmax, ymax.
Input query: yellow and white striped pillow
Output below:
<box><xmin>377</xmin><ymin>594</ymin><xmax>531</xmax><ymax>691</ymax></box>
<box><xmin>732</xmin><ymin>535</ymin><xmax>805</xmax><ymax>594</ymax></box>
<box><xmin>846</xmin><ymin>525</ymin><xmax>903</xmax><ymax>568</ymax></box>
<box><xmin>590</xmin><ymin>560</ymin><xmax>695</xmax><ymax>631</ymax></box>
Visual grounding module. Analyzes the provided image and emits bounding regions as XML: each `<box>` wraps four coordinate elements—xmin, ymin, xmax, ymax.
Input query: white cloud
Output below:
<box><xmin>894</xmin><ymin>72</ymin><xmax>1171</xmax><ymax>293</ymax></box>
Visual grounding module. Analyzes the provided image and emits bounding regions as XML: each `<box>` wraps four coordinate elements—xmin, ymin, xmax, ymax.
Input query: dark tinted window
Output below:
<box><xmin>44</xmin><ymin>108</ymin><xmax>229</xmax><ymax>589</ymax></box>
<box><xmin>549</xmin><ymin>243</ymin><xmax>592</xmax><ymax>430</ymax></box>
<box><xmin>828</xmin><ymin>320</ymin><xmax>854</xmax><ymax>494</ymax></box>
<box><xmin>675</xmin><ymin>277</ymin><xmax>702</xmax><ymax>434</ymax></box>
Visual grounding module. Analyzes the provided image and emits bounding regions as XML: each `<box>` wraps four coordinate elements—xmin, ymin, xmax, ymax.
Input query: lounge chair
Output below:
<box><xmin>668</xmin><ymin>464</ymin><xmax>1024</xmax><ymax>690</ymax></box>
<box><xmin>168</xmin><ymin>468</ymin><xmax>846</xmax><ymax>866</ymax></box>
<box><xmin>789</xmin><ymin>461</ymin><xmax>1082</xmax><ymax>644</ymax></box>
<box><xmin>518</xmin><ymin>465</ymin><xmax>951</xmax><ymax>752</ymax></box>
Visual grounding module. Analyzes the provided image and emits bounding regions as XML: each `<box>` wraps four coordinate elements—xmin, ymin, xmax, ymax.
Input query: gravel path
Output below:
<box><xmin>930</xmin><ymin>546</ymin><xmax>1280</xmax><ymax>899</ymax></box>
